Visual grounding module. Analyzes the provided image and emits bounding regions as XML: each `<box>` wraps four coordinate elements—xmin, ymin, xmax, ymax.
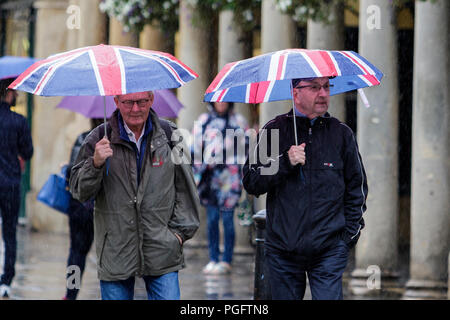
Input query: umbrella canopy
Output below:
<box><xmin>56</xmin><ymin>89</ymin><xmax>184</xmax><ymax>119</ymax></box>
<box><xmin>8</xmin><ymin>44</ymin><xmax>198</xmax><ymax>96</ymax></box>
<box><xmin>0</xmin><ymin>56</ymin><xmax>38</xmax><ymax>80</ymax></box>
<box><xmin>204</xmin><ymin>48</ymin><xmax>383</xmax><ymax>104</ymax></box>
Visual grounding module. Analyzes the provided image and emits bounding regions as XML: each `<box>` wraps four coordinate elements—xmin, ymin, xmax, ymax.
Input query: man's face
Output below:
<box><xmin>114</xmin><ymin>91</ymin><xmax>153</xmax><ymax>130</ymax></box>
<box><xmin>5</xmin><ymin>89</ymin><xmax>18</xmax><ymax>106</ymax></box>
<box><xmin>292</xmin><ymin>77</ymin><xmax>330</xmax><ymax>119</ymax></box>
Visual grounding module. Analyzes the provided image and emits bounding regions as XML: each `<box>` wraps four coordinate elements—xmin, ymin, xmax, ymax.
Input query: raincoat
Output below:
<box><xmin>69</xmin><ymin>109</ymin><xmax>200</xmax><ymax>281</ymax></box>
<box><xmin>0</xmin><ymin>101</ymin><xmax>33</xmax><ymax>187</ymax></box>
<box><xmin>243</xmin><ymin>111</ymin><xmax>368</xmax><ymax>254</ymax></box>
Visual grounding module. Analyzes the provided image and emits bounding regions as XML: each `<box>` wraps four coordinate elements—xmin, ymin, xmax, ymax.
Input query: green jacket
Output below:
<box><xmin>69</xmin><ymin>109</ymin><xmax>200</xmax><ymax>281</ymax></box>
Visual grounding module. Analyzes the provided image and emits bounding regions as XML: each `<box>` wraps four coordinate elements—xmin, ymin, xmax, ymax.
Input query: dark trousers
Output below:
<box><xmin>0</xmin><ymin>185</ymin><xmax>21</xmax><ymax>287</ymax></box>
<box><xmin>265</xmin><ymin>241</ymin><xmax>349</xmax><ymax>300</ymax></box>
<box><xmin>65</xmin><ymin>198</ymin><xmax>94</xmax><ymax>300</ymax></box>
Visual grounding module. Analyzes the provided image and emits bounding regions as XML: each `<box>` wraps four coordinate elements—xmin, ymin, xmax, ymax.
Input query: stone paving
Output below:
<box><xmin>0</xmin><ymin>225</ymin><xmax>257</xmax><ymax>300</ymax></box>
<box><xmin>1</xmin><ymin>224</ymin><xmax>407</xmax><ymax>300</ymax></box>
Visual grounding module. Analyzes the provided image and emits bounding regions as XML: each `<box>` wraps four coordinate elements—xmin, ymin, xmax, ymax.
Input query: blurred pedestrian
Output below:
<box><xmin>62</xmin><ymin>118</ymin><xmax>103</xmax><ymax>300</ymax></box>
<box><xmin>69</xmin><ymin>91</ymin><xmax>200</xmax><ymax>300</ymax></box>
<box><xmin>192</xmin><ymin>102</ymin><xmax>249</xmax><ymax>275</ymax></box>
<box><xmin>243</xmin><ymin>77</ymin><xmax>368</xmax><ymax>300</ymax></box>
<box><xmin>0</xmin><ymin>78</ymin><xmax>33</xmax><ymax>298</ymax></box>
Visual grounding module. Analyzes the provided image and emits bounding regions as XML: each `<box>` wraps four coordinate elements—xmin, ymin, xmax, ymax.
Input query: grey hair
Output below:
<box><xmin>114</xmin><ymin>91</ymin><xmax>153</xmax><ymax>99</ymax></box>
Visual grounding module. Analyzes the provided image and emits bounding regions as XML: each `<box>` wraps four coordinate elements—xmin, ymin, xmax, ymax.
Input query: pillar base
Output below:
<box><xmin>402</xmin><ymin>279</ymin><xmax>448</xmax><ymax>300</ymax></box>
<box><xmin>349</xmin><ymin>268</ymin><xmax>402</xmax><ymax>298</ymax></box>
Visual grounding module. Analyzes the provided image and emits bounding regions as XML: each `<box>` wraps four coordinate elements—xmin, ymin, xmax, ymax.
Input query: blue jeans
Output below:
<box><xmin>206</xmin><ymin>205</ymin><xmax>235</xmax><ymax>264</ymax></box>
<box><xmin>100</xmin><ymin>272</ymin><xmax>180</xmax><ymax>300</ymax></box>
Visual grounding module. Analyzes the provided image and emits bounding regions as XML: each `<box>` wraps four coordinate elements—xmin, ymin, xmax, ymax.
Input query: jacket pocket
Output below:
<box><xmin>98</xmin><ymin>231</ymin><xmax>108</xmax><ymax>268</ymax></box>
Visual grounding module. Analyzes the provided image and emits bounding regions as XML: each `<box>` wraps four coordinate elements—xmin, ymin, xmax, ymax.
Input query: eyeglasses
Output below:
<box><xmin>294</xmin><ymin>83</ymin><xmax>334</xmax><ymax>92</ymax></box>
<box><xmin>119</xmin><ymin>99</ymin><xmax>150</xmax><ymax>109</ymax></box>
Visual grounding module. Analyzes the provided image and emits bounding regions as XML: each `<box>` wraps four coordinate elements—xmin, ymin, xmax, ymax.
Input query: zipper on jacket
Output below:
<box><xmin>133</xmin><ymin>195</ymin><xmax>143</xmax><ymax>276</ymax></box>
<box><xmin>305</xmin><ymin>125</ymin><xmax>313</xmax><ymax>257</ymax></box>
<box><xmin>299</xmin><ymin>127</ymin><xmax>312</xmax><ymax>184</ymax></box>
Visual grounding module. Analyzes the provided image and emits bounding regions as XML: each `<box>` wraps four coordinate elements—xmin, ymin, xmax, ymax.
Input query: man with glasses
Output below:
<box><xmin>69</xmin><ymin>91</ymin><xmax>200</xmax><ymax>300</ymax></box>
<box><xmin>243</xmin><ymin>77</ymin><xmax>368</xmax><ymax>300</ymax></box>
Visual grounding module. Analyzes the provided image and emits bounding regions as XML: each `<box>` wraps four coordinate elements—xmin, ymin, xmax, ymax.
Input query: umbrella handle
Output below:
<box><xmin>291</xmin><ymin>81</ymin><xmax>306</xmax><ymax>183</ymax></box>
<box><xmin>358</xmin><ymin>88</ymin><xmax>371</xmax><ymax>108</ymax></box>
<box><xmin>103</xmin><ymin>96</ymin><xmax>108</xmax><ymax>139</ymax></box>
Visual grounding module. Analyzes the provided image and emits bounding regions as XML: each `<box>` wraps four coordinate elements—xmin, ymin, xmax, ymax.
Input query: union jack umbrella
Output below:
<box><xmin>204</xmin><ymin>48</ymin><xmax>382</xmax><ymax>104</ymax></box>
<box><xmin>9</xmin><ymin>44</ymin><xmax>198</xmax><ymax>143</ymax></box>
<box><xmin>205</xmin><ymin>48</ymin><xmax>383</xmax><ymax>145</ymax></box>
<box><xmin>9</xmin><ymin>44</ymin><xmax>198</xmax><ymax>96</ymax></box>
<box><xmin>8</xmin><ymin>44</ymin><xmax>198</xmax><ymax>176</ymax></box>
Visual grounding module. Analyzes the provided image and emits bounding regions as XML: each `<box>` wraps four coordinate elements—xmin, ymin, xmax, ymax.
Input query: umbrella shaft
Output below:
<box><xmin>290</xmin><ymin>82</ymin><xmax>298</xmax><ymax>146</ymax></box>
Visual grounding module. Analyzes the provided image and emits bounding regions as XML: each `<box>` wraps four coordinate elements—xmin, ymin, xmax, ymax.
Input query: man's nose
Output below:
<box><xmin>131</xmin><ymin>101</ymin><xmax>140</xmax><ymax>111</ymax></box>
<box><xmin>318</xmin><ymin>86</ymin><xmax>329</xmax><ymax>96</ymax></box>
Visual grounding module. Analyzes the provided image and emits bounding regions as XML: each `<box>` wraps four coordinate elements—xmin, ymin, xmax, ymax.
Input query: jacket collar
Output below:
<box><xmin>117</xmin><ymin>111</ymin><xmax>152</xmax><ymax>142</ymax></box>
<box><xmin>284</xmin><ymin>109</ymin><xmax>331</xmax><ymax>127</ymax></box>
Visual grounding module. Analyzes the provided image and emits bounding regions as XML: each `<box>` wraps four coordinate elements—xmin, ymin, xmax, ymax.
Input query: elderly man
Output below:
<box><xmin>243</xmin><ymin>77</ymin><xmax>368</xmax><ymax>300</ymax></box>
<box><xmin>0</xmin><ymin>79</ymin><xmax>33</xmax><ymax>298</ymax></box>
<box><xmin>69</xmin><ymin>91</ymin><xmax>200</xmax><ymax>300</ymax></box>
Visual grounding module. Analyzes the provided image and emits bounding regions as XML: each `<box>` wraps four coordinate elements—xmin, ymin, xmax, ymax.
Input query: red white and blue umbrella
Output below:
<box><xmin>8</xmin><ymin>44</ymin><xmax>197</xmax><ymax>176</ymax></box>
<box><xmin>204</xmin><ymin>48</ymin><xmax>383</xmax><ymax>104</ymax></box>
<box><xmin>9</xmin><ymin>44</ymin><xmax>198</xmax><ymax>96</ymax></box>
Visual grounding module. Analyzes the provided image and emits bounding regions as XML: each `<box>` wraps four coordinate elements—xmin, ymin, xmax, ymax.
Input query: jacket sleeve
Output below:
<box><xmin>69</xmin><ymin>129</ymin><xmax>105</xmax><ymax>203</ymax></box>
<box><xmin>242</xmin><ymin>120</ymin><xmax>298</xmax><ymax>197</ymax></box>
<box><xmin>168</xmin><ymin>124</ymin><xmax>200</xmax><ymax>243</ymax></box>
<box><xmin>342</xmin><ymin>126</ymin><xmax>368</xmax><ymax>247</ymax></box>
<box><xmin>18</xmin><ymin>117</ymin><xmax>33</xmax><ymax>161</ymax></box>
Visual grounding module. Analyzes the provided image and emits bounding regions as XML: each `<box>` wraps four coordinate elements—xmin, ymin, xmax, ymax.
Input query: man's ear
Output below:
<box><xmin>149</xmin><ymin>92</ymin><xmax>155</xmax><ymax>106</ymax></box>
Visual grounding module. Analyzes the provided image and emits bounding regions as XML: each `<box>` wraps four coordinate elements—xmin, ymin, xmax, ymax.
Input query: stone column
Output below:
<box><xmin>176</xmin><ymin>1</ymin><xmax>211</xmax><ymax>247</ymax></box>
<box><xmin>28</xmin><ymin>0</ymin><xmax>73</xmax><ymax>232</ymax></box>
<box><xmin>77</xmin><ymin>0</ymin><xmax>107</xmax><ymax>47</ymax></box>
<box><xmin>350</xmin><ymin>0</ymin><xmax>400</xmax><ymax>296</ymax></box>
<box><xmin>108</xmin><ymin>17</ymin><xmax>138</xmax><ymax>47</ymax></box>
<box><xmin>176</xmin><ymin>0</ymin><xmax>210</xmax><ymax>132</ymax></box>
<box><xmin>403</xmin><ymin>0</ymin><xmax>449</xmax><ymax>300</ymax></box>
<box><xmin>218</xmin><ymin>9</ymin><xmax>251</xmax><ymax>122</ymax></box>
<box><xmin>307</xmin><ymin>2</ymin><xmax>346</xmax><ymax>122</ymax></box>
<box><xmin>139</xmin><ymin>24</ymin><xmax>166</xmax><ymax>51</ymax></box>
<box><xmin>218</xmin><ymin>9</ymin><xmax>253</xmax><ymax>253</ymax></box>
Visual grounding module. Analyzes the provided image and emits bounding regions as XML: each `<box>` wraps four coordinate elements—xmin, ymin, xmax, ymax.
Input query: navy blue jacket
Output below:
<box><xmin>243</xmin><ymin>110</ymin><xmax>367</xmax><ymax>255</ymax></box>
<box><xmin>0</xmin><ymin>102</ymin><xmax>33</xmax><ymax>187</ymax></box>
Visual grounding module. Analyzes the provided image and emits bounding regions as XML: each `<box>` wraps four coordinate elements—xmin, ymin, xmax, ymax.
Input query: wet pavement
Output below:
<box><xmin>0</xmin><ymin>224</ymin><xmax>406</xmax><ymax>300</ymax></box>
<box><xmin>1</xmin><ymin>224</ymin><xmax>257</xmax><ymax>300</ymax></box>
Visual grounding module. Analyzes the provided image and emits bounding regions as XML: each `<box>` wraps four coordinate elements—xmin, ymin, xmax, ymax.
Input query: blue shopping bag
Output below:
<box><xmin>37</xmin><ymin>165</ymin><xmax>71</xmax><ymax>214</ymax></box>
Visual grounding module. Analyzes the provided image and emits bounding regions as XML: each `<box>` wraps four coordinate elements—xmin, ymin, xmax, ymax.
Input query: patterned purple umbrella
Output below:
<box><xmin>56</xmin><ymin>89</ymin><xmax>183</xmax><ymax>119</ymax></box>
